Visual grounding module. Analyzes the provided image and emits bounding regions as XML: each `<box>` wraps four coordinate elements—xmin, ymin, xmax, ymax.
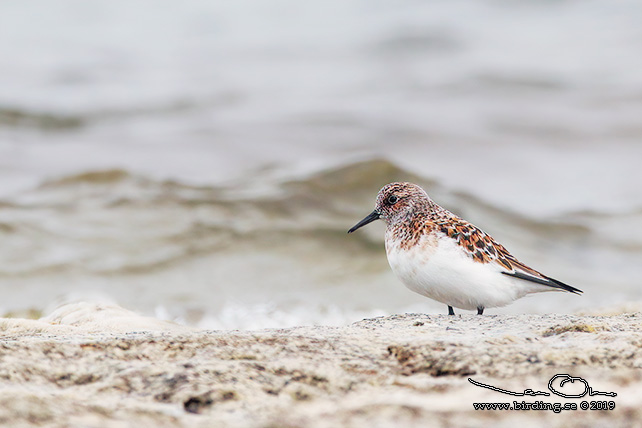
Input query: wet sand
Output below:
<box><xmin>1</xmin><ymin>303</ymin><xmax>641</xmax><ymax>427</ymax></box>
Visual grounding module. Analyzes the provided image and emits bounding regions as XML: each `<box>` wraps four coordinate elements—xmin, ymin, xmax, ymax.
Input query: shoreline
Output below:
<box><xmin>1</xmin><ymin>307</ymin><xmax>641</xmax><ymax>427</ymax></box>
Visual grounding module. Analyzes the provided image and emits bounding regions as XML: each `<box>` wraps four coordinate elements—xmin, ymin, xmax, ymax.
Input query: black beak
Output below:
<box><xmin>348</xmin><ymin>210</ymin><xmax>381</xmax><ymax>233</ymax></box>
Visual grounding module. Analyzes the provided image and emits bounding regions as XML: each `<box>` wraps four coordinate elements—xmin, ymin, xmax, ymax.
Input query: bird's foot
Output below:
<box><xmin>448</xmin><ymin>305</ymin><xmax>455</xmax><ymax>316</ymax></box>
<box><xmin>477</xmin><ymin>306</ymin><xmax>484</xmax><ymax>315</ymax></box>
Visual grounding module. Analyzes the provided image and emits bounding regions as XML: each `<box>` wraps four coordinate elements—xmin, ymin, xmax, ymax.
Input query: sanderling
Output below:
<box><xmin>348</xmin><ymin>182</ymin><xmax>581</xmax><ymax>315</ymax></box>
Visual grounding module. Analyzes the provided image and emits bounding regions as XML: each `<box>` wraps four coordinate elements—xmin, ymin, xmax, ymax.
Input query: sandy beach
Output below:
<box><xmin>1</xmin><ymin>303</ymin><xmax>640</xmax><ymax>427</ymax></box>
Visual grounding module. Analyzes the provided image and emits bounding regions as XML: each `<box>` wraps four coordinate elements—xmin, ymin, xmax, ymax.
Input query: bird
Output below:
<box><xmin>348</xmin><ymin>182</ymin><xmax>582</xmax><ymax>315</ymax></box>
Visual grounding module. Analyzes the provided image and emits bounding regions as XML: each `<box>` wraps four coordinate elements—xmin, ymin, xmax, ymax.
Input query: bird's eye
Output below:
<box><xmin>387</xmin><ymin>195</ymin><xmax>398</xmax><ymax>205</ymax></box>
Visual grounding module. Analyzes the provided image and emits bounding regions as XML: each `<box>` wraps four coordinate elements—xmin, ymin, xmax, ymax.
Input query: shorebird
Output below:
<box><xmin>348</xmin><ymin>182</ymin><xmax>581</xmax><ymax>315</ymax></box>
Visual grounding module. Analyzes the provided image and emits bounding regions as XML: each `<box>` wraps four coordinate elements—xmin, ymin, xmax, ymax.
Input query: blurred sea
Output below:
<box><xmin>1</xmin><ymin>0</ymin><xmax>641</xmax><ymax>328</ymax></box>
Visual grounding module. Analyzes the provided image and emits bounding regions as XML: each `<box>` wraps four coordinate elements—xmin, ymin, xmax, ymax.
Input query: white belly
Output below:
<box><xmin>385</xmin><ymin>234</ymin><xmax>545</xmax><ymax>310</ymax></box>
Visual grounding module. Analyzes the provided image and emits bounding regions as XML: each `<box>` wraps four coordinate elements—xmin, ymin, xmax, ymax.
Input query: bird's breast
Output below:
<box><xmin>385</xmin><ymin>231</ymin><xmax>439</xmax><ymax>283</ymax></box>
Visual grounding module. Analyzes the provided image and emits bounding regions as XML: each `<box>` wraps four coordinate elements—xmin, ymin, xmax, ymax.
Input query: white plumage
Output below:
<box><xmin>385</xmin><ymin>232</ymin><xmax>547</xmax><ymax>311</ymax></box>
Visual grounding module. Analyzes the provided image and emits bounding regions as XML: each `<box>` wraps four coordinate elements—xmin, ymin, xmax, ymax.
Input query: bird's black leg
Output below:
<box><xmin>448</xmin><ymin>305</ymin><xmax>455</xmax><ymax>316</ymax></box>
<box><xmin>477</xmin><ymin>306</ymin><xmax>484</xmax><ymax>315</ymax></box>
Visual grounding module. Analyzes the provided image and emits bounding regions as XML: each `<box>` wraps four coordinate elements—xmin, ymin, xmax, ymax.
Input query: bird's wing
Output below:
<box><xmin>436</xmin><ymin>218</ymin><xmax>582</xmax><ymax>294</ymax></box>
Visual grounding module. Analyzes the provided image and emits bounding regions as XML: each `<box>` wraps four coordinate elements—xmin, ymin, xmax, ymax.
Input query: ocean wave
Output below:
<box><xmin>0</xmin><ymin>158</ymin><xmax>637</xmax><ymax>277</ymax></box>
<box><xmin>0</xmin><ymin>159</ymin><xmax>639</xmax><ymax>327</ymax></box>
<box><xmin>0</xmin><ymin>107</ymin><xmax>84</xmax><ymax>130</ymax></box>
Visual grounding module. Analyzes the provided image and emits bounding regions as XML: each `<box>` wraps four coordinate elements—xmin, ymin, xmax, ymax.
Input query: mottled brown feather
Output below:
<box><xmin>434</xmin><ymin>215</ymin><xmax>549</xmax><ymax>280</ymax></box>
